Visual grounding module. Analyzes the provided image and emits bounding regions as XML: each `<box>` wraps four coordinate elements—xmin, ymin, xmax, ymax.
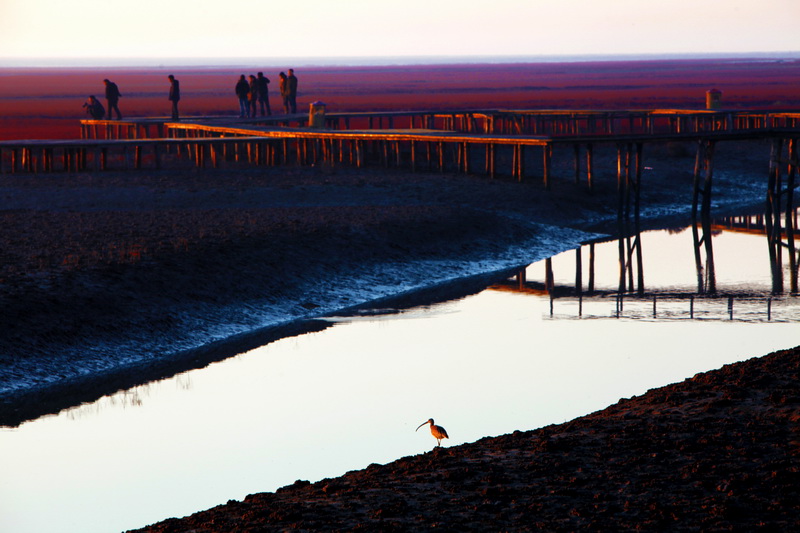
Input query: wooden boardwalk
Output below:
<box><xmin>2</xmin><ymin>108</ymin><xmax>798</xmax><ymax>220</ymax></box>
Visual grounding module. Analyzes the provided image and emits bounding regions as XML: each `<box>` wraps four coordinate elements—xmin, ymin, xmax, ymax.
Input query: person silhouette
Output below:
<box><xmin>248</xmin><ymin>74</ymin><xmax>259</xmax><ymax>118</ymax></box>
<box><xmin>256</xmin><ymin>72</ymin><xmax>271</xmax><ymax>116</ymax></box>
<box><xmin>235</xmin><ymin>74</ymin><xmax>250</xmax><ymax>118</ymax></box>
<box><xmin>168</xmin><ymin>75</ymin><xmax>180</xmax><ymax>120</ymax></box>
<box><xmin>278</xmin><ymin>72</ymin><xmax>289</xmax><ymax>114</ymax></box>
<box><xmin>103</xmin><ymin>79</ymin><xmax>122</xmax><ymax>119</ymax></box>
<box><xmin>82</xmin><ymin>95</ymin><xmax>105</xmax><ymax>119</ymax></box>
<box><xmin>286</xmin><ymin>68</ymin><xmax>298</xmax><ymax>114</ymax></box>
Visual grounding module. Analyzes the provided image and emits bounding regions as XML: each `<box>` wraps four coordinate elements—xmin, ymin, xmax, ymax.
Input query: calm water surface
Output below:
<box><xmin>1</xmin><ymin>216</ymin><xmax>798</xmax><ymax>533</ymax></box>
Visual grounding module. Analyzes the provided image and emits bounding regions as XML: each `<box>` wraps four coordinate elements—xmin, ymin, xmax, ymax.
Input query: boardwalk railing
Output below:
<box><xmin>2</xmin><ymin>109</ymin><xmax>799</xmax><ymax>201</ymax></box>
<box><xmin>75</xmin><ymin>109</ymin><xmax>800</xmax><ymax>140</ymax></box>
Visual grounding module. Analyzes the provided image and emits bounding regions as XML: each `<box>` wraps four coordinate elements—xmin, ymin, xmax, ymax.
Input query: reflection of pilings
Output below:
<box><xmin>495</xmin><ymin>277</ymin><xmax>790</xmax><ymax>321</ymax></box>
<box><xmin>768</xmin><ymin>226</ymin><xmax>785</xmax><ymax>294</ymax></box>
<box><xmin>616</xmin><ymin>219</ymin><xmax>645</xmax><ymax>295</ymax></box>
<box><xmin>765</xmin><ymin>137</ymin><xmax>800</xmax><ymax>294</ymax></box>
<box><xmin>691</xmin><ymin>213</ymin><xmax>717</xmax><ymax>294</ymax></box>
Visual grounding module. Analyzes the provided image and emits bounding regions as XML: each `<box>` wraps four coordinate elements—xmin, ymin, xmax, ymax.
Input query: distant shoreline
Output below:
<box><xmin>2</xmin><ymin>51</ymin><xmax>799</xmax><ymax>68</ymax></box>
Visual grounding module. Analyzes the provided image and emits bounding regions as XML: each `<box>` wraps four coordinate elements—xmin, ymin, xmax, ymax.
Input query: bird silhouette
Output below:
<box><xmin>416</xmin><ymin>418</ymin><xmax>449</xmax><ymax>446</ymax></box>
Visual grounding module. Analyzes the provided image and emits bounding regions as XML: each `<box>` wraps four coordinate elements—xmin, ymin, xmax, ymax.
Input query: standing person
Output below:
<box><xmin>256</xmin><ymin>72</ymin><xmax>271</xmax><ymax>116</ymax></box>
<box><xmin>82</xmin><ymin>95</ymin><xmax>105</xmax><ymax>119</ymax></box>
<box><xmin>235</xmin><ymin>74</ymin><xmax>250</xmax><ymax>118</ymax></box>
<box><xmin>103</xmin><ymin>79</ymin><xmax>122</xmax><ymax>119</ymax></box>
<box><xmin>248</xmin><ymin>75</ymin><xmax>259</xmax><ymax>118</ymax></box>
<box><xmin>168</xmin><ymin>74</ymin><xmax>180</xmax><ymax>120</ymax></box>
<box><xmin>278</xmin><ymin>72</ymin><xmax>289</xmax><ymax>114</ymax></box>
<box><xmin>286</xmin><ymin>68</ymin><xmax>298</xmax><ymax>114</ymax></box>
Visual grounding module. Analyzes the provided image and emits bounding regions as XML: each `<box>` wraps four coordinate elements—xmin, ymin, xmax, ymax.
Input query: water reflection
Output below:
<box><xmin>63</xmin><ymin>371</ymin><xmax>194</xmax><ymax>421</ymax></box>
<box><xmin>494</xmin><ymin>209</ymin><xmax>800</xmax><ymax>321</ymax></box>
<box><xmin>2</xmin><ymin>210</ymin><xmax>800</xmax><ymax>533</ymax></box>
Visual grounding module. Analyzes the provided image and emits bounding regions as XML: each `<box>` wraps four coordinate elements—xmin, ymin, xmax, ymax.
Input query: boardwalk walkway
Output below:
<box><xmin>1</xmin><ymin>108</ymin><xmax>798</xmax><ymax>221</ymax></box>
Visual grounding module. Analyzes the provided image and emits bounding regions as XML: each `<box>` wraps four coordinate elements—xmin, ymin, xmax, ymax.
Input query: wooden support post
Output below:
<box><xmin>573</xmin><ymin>144</ymin><xmax>581</xmax><ymax>184</ymax></box>
<box><xmin>616</xmin><ymin>144</ymin><xmax>626</xmax><ymax>220</ymax></box>
<box><xmin>785</xmin><ymin>138</ymin><xmax>797</xmax><ymax>293</ymax></box>
<box><xmin>543</xmin><ymin>144</ymin><xmax>552</xmax><ymax>189</ymax></box>
<box><xmin>586</xmin><ymin>143</ymin><xmax>594</xmax><ymax>191</ymax></box>
<box><xmin>766</xmin><ymin>138</ymin><xmax>784</xmax><ymax>248</ymax></box>
<box><xmin>624</xmin><ymin>144</ymin><xmax>633</xmax><ymax>220</ymax></box>
<box><xmin>692</xmin><ymin>140</ymin><xmax>704</xmax><ymax>219</ymax></box>
<box><xmin>487</xmin><ymin>144</ymin><xmax>496</xmax><ymax>179</ymax></box>
<box><xmin>634</xmin><ymin>142</ymin><xmax>643</xmax><ymax>223</ymax></box>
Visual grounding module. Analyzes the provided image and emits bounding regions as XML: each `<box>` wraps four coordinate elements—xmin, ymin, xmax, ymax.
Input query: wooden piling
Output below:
<box><xmin>543</xmin><ymin>144</ymin><xmax>552</xmax><ymax>189</ymax></box>
<box><xmin>786</xmin><ymin>139</ymin><xmax>798</xmax><ymax>293</ymax></box>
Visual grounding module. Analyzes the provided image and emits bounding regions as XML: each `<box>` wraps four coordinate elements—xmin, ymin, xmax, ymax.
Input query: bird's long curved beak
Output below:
<box><xmin>415</xmin><ymin>421</ymin><xmax>427</xmax><ymax>432</ymax></box>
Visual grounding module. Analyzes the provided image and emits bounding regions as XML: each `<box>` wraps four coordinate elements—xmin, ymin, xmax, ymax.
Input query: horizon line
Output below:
<box><xmin>1</xmin><ymin>51</ymin><xmax>799</xmax><ymax>69</ymax></box>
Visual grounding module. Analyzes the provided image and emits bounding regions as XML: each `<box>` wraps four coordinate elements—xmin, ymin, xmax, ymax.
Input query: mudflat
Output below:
<box><xmin>2</xmin><ymin>57</ymin><xmax>799</xmax><ymax>140</ymax></box>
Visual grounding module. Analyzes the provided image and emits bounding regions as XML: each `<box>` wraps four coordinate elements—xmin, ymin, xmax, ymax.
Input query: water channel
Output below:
<box><xmin>1</xmin><ymin>211</ymin><xmax>798</xmax><ymax>533</ymax></box>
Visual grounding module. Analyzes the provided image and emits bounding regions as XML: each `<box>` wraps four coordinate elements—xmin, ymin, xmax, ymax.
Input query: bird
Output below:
<box><xmin>416</xmin><ymin>418</ymin><xmax>449</xmax><ymax>446</ymax></box>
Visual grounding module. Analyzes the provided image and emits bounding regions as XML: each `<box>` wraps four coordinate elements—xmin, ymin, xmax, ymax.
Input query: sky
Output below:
<box><xmin>1</xmin><ymin>0</ymin><xmax>799</xmax><ymax>65</ymax></box>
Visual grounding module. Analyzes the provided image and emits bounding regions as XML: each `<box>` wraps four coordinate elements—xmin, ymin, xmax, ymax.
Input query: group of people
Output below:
<box><xmin>234</xmin><ymin>72</ymin><xmax>272</xmax><ymax>118</ymax></box>
<box><xmin>82</xmin><ymin>69</ymin><xmax>298</xmax><ymax>122</ymax></box>
<box><xmin>82</xmin><ymin>78</ymin><xmax>122</xmax><ymax>120</ymax></box>
<box><xmin>235</xmin><ymin>69</ymin><xmax>298</xmax><ymax>118</ymax></box>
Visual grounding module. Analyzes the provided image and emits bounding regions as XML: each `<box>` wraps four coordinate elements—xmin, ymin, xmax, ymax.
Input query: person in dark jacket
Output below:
<box><xmin>256</xmin><ymin>72</ymin><xmax>271</xmax><ymax>116</ymax></box>
<box><xmin>286</xmin><ymin>68</ymin><xmax>298</xmax><ymax>113</ymax></box>
<box><xmin>248</xmin><ymin>75</ymin><xmax>259</xmax><ymax>118</ymax></box>
<box><xmin>235</xmin><ymin>75</ymin><xmax>250</xmax><ymax>118</ymax></box>
<box><xmin>103</xmin><ymin>79</ymin><xmax>122</xmax><ymax>119</ymax></box>
<box><xmin>82</xmin><ymin>95</ymin><xmax>105</xmax><ymax>119</ymax></box>
<box><xmin>168</xmin><ymin>75</ymin><xmax>180</xmax><ymax>120</ymax></box>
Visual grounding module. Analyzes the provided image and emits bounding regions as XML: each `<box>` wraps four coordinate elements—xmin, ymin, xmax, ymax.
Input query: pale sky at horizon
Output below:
<box><xmin>1</xmin><ymin>0</ymin><xmax>799</xmax><ymax>64</ymax></box>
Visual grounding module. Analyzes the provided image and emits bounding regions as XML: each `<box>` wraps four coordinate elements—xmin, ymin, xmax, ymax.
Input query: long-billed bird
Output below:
<box><xmin>416</xmin><ymin>418</ymin><xmax>449</xmax><ymax>446</ymax></box>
